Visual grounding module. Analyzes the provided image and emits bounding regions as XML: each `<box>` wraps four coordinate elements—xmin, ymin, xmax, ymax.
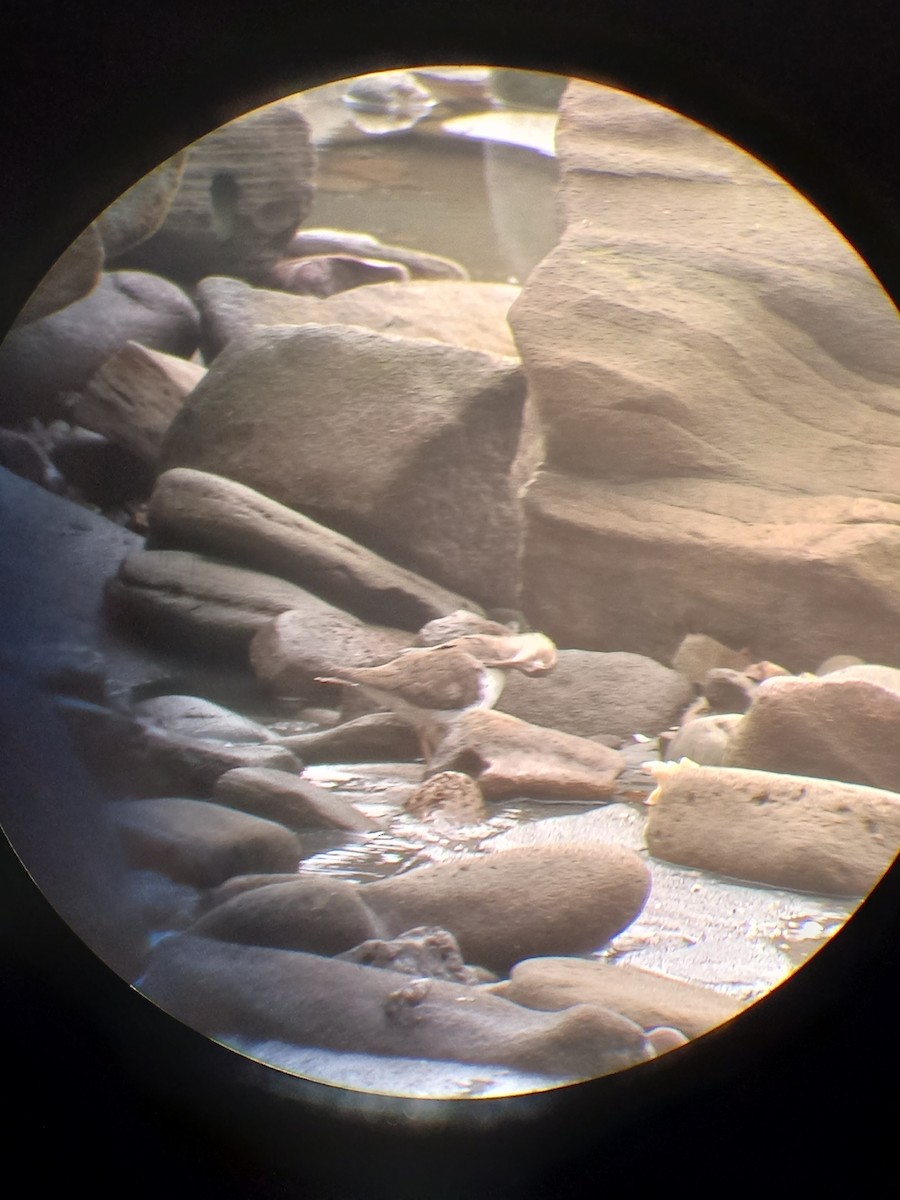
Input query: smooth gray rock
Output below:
<box><xmin>106</xmin><ymin>548</ymin><xmax>349</xmax><ymax>660</ymax></box>
<box><xmin>498</xmin><ymin>648</ymin><xmax>694</xmax><ymax>738</ymax></box>
<box><xmin>111</xmin><ymin>797</ymin><xmax>304</xmax><ymax>888</ymax></box>
<box><xmin>0</xmin><ymin>270</ymin><xmax>199</xmax><ymax>422</ymax></box>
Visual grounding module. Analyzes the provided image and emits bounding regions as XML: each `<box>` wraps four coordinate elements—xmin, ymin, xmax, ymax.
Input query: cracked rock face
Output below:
<box><xmin>512</xmin><ymin>81</ymin><xmax>900</xmax><ymax>668</ymax></box>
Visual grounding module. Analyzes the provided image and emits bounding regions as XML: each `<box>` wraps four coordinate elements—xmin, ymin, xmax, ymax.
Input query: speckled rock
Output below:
<box><xmin>403</xmin><ymin>771</ymin><xmax>487</xmax><ymax>824</ymax></box>
<box><xmin>645</xmin><ymin>759</ymin><xmax>900</xmax><ymax>895</ymax></box>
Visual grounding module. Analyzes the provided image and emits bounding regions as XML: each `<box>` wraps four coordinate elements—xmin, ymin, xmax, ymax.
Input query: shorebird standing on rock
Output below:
<box><xmin>317</xmin><ymin>632</ymin><xmax>557</xmax><ymax>760</ymax></box>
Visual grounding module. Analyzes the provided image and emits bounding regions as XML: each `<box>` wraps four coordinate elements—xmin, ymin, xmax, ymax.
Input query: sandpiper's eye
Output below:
<box><xmin>2</xmin><ymin>61</ymin><xmax>898</xmax><ymax>1122</ymax></box>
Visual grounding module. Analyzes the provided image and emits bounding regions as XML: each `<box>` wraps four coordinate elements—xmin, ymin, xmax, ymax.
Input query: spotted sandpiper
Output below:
<box><xmin>316</xmin><ymin>631</ymin><xmax>557</xmax><ymax>759</ymax></box>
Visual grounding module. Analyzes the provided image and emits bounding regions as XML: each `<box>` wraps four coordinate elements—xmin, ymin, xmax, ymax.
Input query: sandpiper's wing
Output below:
<box><xmin>321</xmin><ymin>645</ymin><xmax>488</xmax><ymax>711</ymax></box>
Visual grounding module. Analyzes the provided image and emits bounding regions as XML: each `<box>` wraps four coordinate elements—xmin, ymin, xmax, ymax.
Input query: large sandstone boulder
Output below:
<box><xmin>522</xmin><ymin>473</ymin><xmax>900</xmax><ymax>671</ymax></box>
<box><xmin>112</xmin><ymin>102</ymin><xmax>316</xmax><ymax>284</ymax></box>
<box><xmin>196</xmin><ymin>275</ymin><xmax>520</xmax><ymax>359</ymax></box>
<box><xmin>0</xmin><ymin>270</ymin><xmax>199</xmax><ymax>423</ymax></box>
<box><xmin>158</xmin><ymin>322</ymin><xmax>527</xmax><ymax>607</ymax></box>
<box><xmin>139</xmin><ymin>933</ymin><xmax>655</xmax><ymax>1080</ymax></box>
<box><xmin>511</xmin><ymin>82</ymin><xmax>900</xmax><ymax>667</ymax></box>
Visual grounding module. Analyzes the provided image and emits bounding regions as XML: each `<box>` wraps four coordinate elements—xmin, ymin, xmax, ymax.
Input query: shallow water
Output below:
<box><xmin>296</xmin><ymin>759</ymin><xmax>855</xmax><ymax>1006</ymax></box>
<box><xmin>306</xmin><ymin>124</ymin><xmax>562</xmax><ymax>284</ymax></box>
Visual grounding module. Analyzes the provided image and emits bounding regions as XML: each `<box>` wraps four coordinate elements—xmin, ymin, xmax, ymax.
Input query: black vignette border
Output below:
<box><xmin>3</xmin><ymin>0</ymin><xmax>900</xmax><ymax>1193</ymax></box>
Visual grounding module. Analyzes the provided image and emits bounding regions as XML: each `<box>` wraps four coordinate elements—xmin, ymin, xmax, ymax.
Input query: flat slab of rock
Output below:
<box><xmin>132</xmin><ymin>694</ymin><xmax>282</xmax><ymax>744</ymax></box>
<box><xmin>363</xmin><ymin>843</ymin><xmax>651</xmax><ymax>974</ymax></box>
<box><xmin>59</xmin><ymin>696</ymin><xmax>299</xmax><ymax>798</ymax></box>
<box><xmin>107</xmin><ymin>548</ymin><xmax>353</xmax><ymax>659</ymax></box>
<box><xmin>426</xmin><ymin>708</ymin><xmax>626</xmax><ymax>801</ymax></box>
<box><xmin>645</xmin><ymin>760</ymin><xmax>900</xmax><ymax>896</ymax></box>
<box><xmin>213</xmin><ymin>766</ymin><xmax>379</xmax><ymax>832</ymax></box>
<box><xmin>140</xmin><ymin>933</ymin><xmax>654</xmax><ymax>1080</ymax></box>
<box><xmin>148</xmin><ymin>468</ymin><xmax>478</xmax><ymax>629</ymax></box>
<box><xmin>73</xmin><ymin>342</ymin><xmax>206</xmax><ymax>462</ymax></box>
<box><xmin>490</xmin><ymin>956</ymin><xmax>745</xmax><ymax>1040</ymax></box>
<box><xmin>498</xmin><ymin>648</ymin><xmax>693</xmax><ymax>738</ymax></box>
<box><xmin>110</xmin><ymin>797</ymin><xmax>303</xmax><ymax>888</ymax></box>
<box><xmin>724</xmin><ymin>671</ymin><xmax>900</xmax><ymax>792</ymax></box>
<box><xmin>196</xmin><ymin>275</ymin><xmax>519</xmax><ymax>359</ymax></box>
<box><xmin>158</xmin><ymin>321</ymin><xmax>527</xmax><ymax>608</ymax></box>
